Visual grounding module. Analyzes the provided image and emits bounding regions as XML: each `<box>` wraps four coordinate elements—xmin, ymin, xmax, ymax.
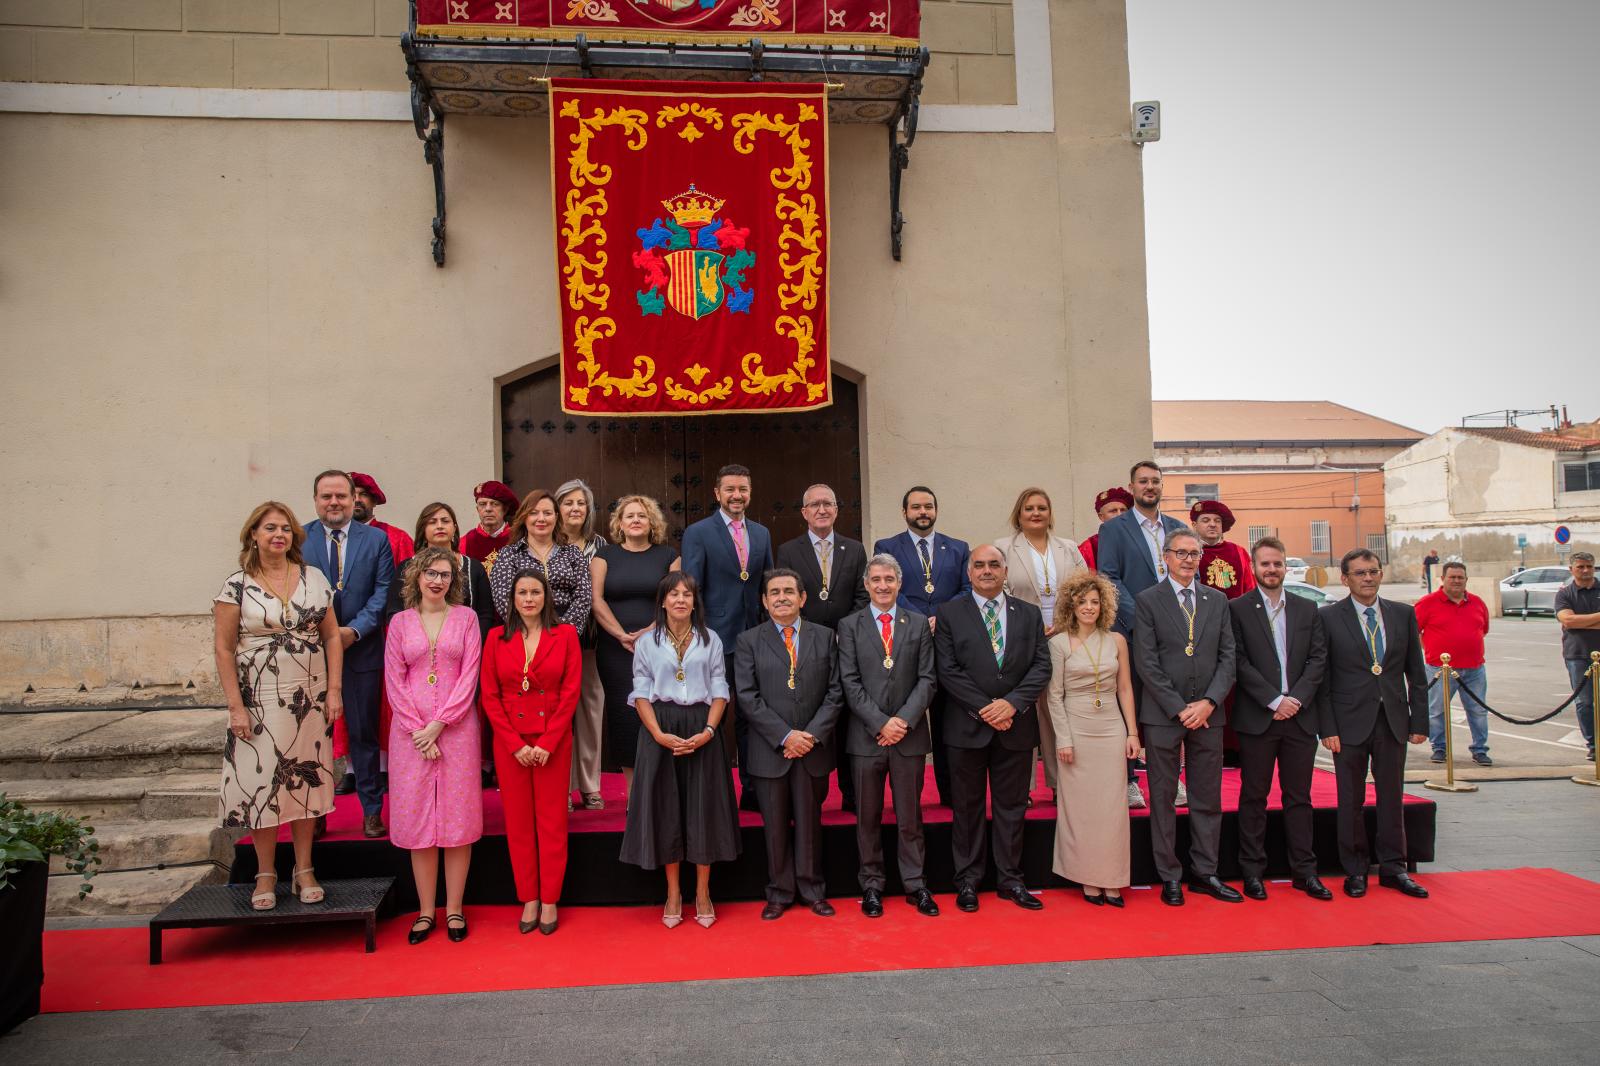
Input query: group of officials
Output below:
<box><xmin>217</xmin><ymin>458</ymin><xmax>1433</xmax><ymax>940</ymax></box>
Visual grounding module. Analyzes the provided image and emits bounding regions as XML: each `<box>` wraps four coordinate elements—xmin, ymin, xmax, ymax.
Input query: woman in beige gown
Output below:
<box><xmin>1046</xmin><ymin>571</ymin><xmax>1139</xmax><ymax>905</ymax></box>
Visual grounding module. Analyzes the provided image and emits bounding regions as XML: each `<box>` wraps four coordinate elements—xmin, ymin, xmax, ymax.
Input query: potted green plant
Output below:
<box><xmin>0</xmin><ymin>794</ymin><xmax>101</xmax><ymax>1034</ymax></box>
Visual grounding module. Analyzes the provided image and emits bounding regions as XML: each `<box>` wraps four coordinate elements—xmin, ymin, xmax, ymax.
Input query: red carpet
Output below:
<box><xmin>42</xmin><ymin>867</ymin><xmax>1600</xmax><ymax>1014</ymax></box>
<box><xmin>297</xmin><ymin>766</ymin><xmax>1427</xmax><ymax>842</ymax></box>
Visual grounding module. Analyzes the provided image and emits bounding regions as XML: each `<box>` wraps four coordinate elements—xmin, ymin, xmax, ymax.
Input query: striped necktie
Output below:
<box><xmin>984</xmin><ymin>599</ymin><xmax>1003</xmax><ymax>664</ymax></box>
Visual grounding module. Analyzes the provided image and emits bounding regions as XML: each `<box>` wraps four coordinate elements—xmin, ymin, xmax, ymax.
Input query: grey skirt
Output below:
<box><xmin>618</xmin><ymin>701</ymin><xmax>743</xmax><ymax>869</ymax></box>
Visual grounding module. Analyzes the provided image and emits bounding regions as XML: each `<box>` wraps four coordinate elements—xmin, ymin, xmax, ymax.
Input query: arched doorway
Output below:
<box><xmin>500</xmin><ymin>366</ymin><xmax>863</xmax><ymax>547</ymax></box>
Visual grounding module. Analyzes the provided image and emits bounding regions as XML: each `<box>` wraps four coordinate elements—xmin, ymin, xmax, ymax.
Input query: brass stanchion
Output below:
<box><xmin>1573</xmin><ymin>651</ymin><xmax>1600</xmax><ymax>787</ymax></box>
<box><xmin>1426</xmin><ymin>653</ymin><xmax>1477</xmax><ymax>793</ymax></box>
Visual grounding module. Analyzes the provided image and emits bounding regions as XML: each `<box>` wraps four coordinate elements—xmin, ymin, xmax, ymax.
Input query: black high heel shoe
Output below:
<box><xmin>446</xmin><ymin>913</ymin><xmax>468</xmax><ymax>943</ymax></box>
<box><xmin>408</xmin><ymin>915</ymin><xmax>435</xmax><ymax>945</ymax></box>
<box><xmin>519</xmin><ymin>903</ymin><xmax>539</xmax><ymax>934</ymax></box>
<box><xmin>1103</xmin><ymin>893</ymin><xmax>1125</xmax><ymax>909</ymax></box>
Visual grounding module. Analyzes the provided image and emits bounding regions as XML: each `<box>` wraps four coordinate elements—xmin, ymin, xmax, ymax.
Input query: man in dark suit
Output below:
<box><xmin>934</xmin><ymin>545</ymin><xmax>1051</xmax><ymax>912</ymax></box>
<box><xmin>1318</xmin><ymin>548</ymin><xmax>1430</xmax><ymax>900</ymax></box>
<box><xmin>302</xmin><ymin>469</ymin><xmax>394</xmax><ymax>838</ymax></box>
<box><xmin>1094</xmin><ymin>460</ymin><xmax>1185</xmax><ymax>811</ymax></box>
<box><xmin>734</xmin><ymin>569</ymin><xmax>844</xmax><ymax>919</ymax></box>
<box><xmin>776</xmin><ymin>482</ymin><xmax>870</xmax><ymax>809</ymax></box>
<box><xmin>873</xmin><ymin>485</ymin><xmax>971</xmax><ymax>804</ymax></box>
<box><xmin>681</xmin><ymin>463</ymin><xmax>774</xmax><ymax>802</ymax></box>
<box><xmin>1134</xmin><ymin>526</ymin><xmax>1239</xmax><ymax>906</ymax></box>
<box><xmin>838</xmin><ymin>553</ymin><xmax>939</xmax><ymax>918</ymax></box>
<box><xmin>1229</xmin><ymin>536</ymin><xmax>1330</xmax><ymax>901</ymax></box>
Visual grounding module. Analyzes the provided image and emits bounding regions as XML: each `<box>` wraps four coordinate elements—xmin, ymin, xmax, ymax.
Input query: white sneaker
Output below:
<box><xmin>1126</xmin><ymin>779</ymin><xmax>1147</xmax><ymax>809</ymax></box>
<box><xmin>1174</xmin><ymin>780</ymin><xmax>1189</xmax><ymax>808</ymax></box>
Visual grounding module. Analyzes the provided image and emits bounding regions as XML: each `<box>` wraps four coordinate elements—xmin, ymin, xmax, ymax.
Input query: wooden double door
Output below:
<box><xmin>500</xmin><ymin>367</ymin><xmax>863</xmax><ymax>548</ymax></box>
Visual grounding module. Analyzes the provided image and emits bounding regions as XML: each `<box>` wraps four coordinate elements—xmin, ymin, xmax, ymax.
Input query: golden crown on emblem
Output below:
<box><xmin>661</xmin><ymin>184</ymin><xmax>725</xmax><ymax>227</ymax></box>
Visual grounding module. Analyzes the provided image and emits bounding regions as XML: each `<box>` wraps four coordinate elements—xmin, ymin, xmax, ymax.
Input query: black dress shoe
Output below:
<box><xmin>999</xmin><ymin>884</ymin><xmax>1043</xmax><ymax>911</ymax></box>
<box><xmin>1160</xmin><ymin>881</ymin><xmax>1185</xmax><ymax>906</ymax></box>
<box><xmin>335</xmin><ymin>773</ymin><xmax>356</xmax><ymax>795</ymax></box>
<box><xmin>1242</xmin><ymin>877</ymin><xmax>1268</xmax><ymax>901</ymax></box>
<box><xmin>408</xmin><ymin>916</ymin><xmax>434</xmax><ymax>945</ymax></box>
<box><xmin>1188</xmin><ymin>876</ymin><xmax>1244</xmax><ymax>903</ymax></box>
<box><xmin>1081</xmin><ymin>889</ymin><xmax>1106</xmax><ymax>906</ymax></box>
<box><xmin>1103</xmin><ymin>893</ymin><xmax>1125</xmax><ymax>909</ymax></box>
<box><xmin>538</xmin><ymin>916</ymin><xmax>558</xmax><ymax>935</ymax></box>
<box><xmin>445</xmin><ymin>913</ymin><xmax>468</xmax><ymax>943</ymax></box>
<box><xmin>1292</xmin><ymin>876</ymin><xmax>1334</xmax><ymax>901</ymax></box>
<box><xmin>955</xmin><ymin>887</ymin><xmax>979</xmax><ymax>912</ymax></box>
<box><xmin>1378</xmin><ymin>873</ymin><xmax>1429</xmax><ymax>899</ymax></box>
<box><xmin>761</xmin><ymin>901</ymin><xmax>788</xmax><ymax>921</ymax></box>
<box><xmin>906</xmin><ymin>889</ymin><xmax>940</xmax><ymax>916</ymax></box>
<box><xmin>1343</xmin><ymin>875</ymin><xmax>1368</xmax><ymax>898</ymax></box>
<box><xmin>861</xmin><ymin>890</ymin><xmax>884</xmax><ymax>918</ymax></box>
<box><xmin>809</xmin><ymin>899</ymin><xmax>836</xmax><ymax>917</ymax></box>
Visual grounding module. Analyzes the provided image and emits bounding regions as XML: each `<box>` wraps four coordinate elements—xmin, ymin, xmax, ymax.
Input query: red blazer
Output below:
<box><xmin>479</xmin><ymin>623</ymin><xmax>582</xmax><ymax>756</ymax></box>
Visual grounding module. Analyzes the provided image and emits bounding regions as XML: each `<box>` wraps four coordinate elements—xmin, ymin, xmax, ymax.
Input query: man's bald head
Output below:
<box><xmin>969</xmin><ymin>544</ymin><xmax>1007</xmax><ymax>596</ymax></box>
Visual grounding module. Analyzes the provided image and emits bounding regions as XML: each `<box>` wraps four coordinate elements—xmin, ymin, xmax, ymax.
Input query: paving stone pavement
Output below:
<box><xmin>7</xmin><ymin>780</ymin><xmax>1599</xmax><ymax>1064</ymax></box>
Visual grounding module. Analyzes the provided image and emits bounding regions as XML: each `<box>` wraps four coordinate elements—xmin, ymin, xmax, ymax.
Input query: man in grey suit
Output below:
<box><xmin>838</xmin><ymin>554</ymin><xmax>939</xmax><ymax>918</ymax></box>
<box><xmin>1134</xmin><ymin>526</ymin><xmax>1240</xmax><ymax>906</ymax></box>
<box><xmin>1318</xmin><ymin>548</ymin><xmax>1430</xmax><ymax>900</ymax></box>
<box><xmin>734</xmin><ymin>568</ymin><xmax>845</xmax><ymax>920</ymax></box>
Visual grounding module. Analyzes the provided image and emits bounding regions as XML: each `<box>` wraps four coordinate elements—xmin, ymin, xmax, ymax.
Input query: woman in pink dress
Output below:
<box><xmin>384</xmin><ymin>546</ymin><xmax>484</xmax><ymax>945</ymax></box>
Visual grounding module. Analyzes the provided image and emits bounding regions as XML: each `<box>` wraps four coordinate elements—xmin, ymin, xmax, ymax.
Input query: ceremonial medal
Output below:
<box><xmin>1371</xmin><ymin>664</ymin><xmax>1383</xmax><ymax>676</ymax></box>
<box><xmin>991</xmin><ymin>640</ymin><xmax>1001</xmax><ymax>653</ymax></box>
<box><xmin>883</xmin><ymin>656</ymin><xmax>894</xmax><ymax>669</ymax></box>
<box><xmin>740</xmin><ymin>570</ymin><xmax>749</xmax><ymax>582</ymax></box>
<box><xmin>427</xmin><ymin>673</ymin><xmax>437</xmax><ymax>686</ymax></box>
<box><xmin>675</xmin><ymin>669</ymin><xmax>685</xmax><ymax>682</ymax></box>
<box><xmin>819</xmin><ymin>589</ymin><xmax>829</xmax><ymax>601</ymax></box>
<box><xmin>1093</xmin><ymin>698</ymin><xmax>1102</xmax><ymax>707</ymax></box>
<box><xmin>787</xmin><ymin>678</ymin><xmax>796</xmax><ymax>690</ymax></box>
<box><xmin>1184</xmin><ymin>643</ymin><xmax>1194</xmax><ymax>657</ymax></box>
<box><xmin>521</xmin><ymin>678</ymin><xmax>530</xmax><ymax>692</ymax></box>
<box><xmin>922</xmin><ymin>582</ymin><xmax>932</xmax><ymax>594</ymax></box>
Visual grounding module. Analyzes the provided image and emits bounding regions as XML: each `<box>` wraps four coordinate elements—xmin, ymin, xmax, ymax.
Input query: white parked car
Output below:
<box><xmin>1499</xmin><ymin>567</ymin><xmax>1569</xmax><ymax>615</ymax></box>
<box><xmin>1285</xmin><ymin>557</ymin><xmax>1310</xmax><ymax>583</ymax></box>
<box><xmin>1283</xmin><ymin>579</ymin><xmax>1332</xmax><ymax>606</ymax></box>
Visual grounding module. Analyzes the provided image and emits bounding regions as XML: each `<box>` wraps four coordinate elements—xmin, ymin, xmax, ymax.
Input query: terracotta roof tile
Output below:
<box><xmin>1459</xmin><ymin>426</ymin><xmax>1600</xmax><ymax>452</ymax></box>
<box><xmin>1152</xmin><ymin>401</ymin><xmax>1425</xmax><ymax>444</ymax></box>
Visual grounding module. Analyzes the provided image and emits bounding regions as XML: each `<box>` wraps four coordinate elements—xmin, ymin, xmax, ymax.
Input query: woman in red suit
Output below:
<box><xmin>480</xmin><ymin>568</ymin><xmax>581</xmax><ymax>935</ymax></box>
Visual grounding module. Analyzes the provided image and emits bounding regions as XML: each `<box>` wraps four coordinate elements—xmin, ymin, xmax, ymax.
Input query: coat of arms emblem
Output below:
<box><xmin>634</xmin><ymin>184</ymin><xmax>755</xmax><ymax>320</ymax></box>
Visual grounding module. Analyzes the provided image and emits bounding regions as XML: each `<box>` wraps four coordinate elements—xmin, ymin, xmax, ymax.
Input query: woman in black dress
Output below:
<box><xmin>592</xmin><ymin>495</ymin><xmax>679</xmax><ymax>801</ymax></box>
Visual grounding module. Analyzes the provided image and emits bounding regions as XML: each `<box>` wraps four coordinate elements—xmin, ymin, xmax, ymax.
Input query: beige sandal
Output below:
<box><xmin>251</xmin><ymin>872</ymin><xmax>278</xmax><ymax>911</ymax></box>
<box><xmin>291</xmin><ymin>866</ymin><xmax>325</xmax><ymax>904</ymax></box>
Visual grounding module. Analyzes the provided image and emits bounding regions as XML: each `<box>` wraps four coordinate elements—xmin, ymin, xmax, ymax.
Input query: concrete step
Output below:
<box><xmin>47</xmin><ymin>816</ymin><xmax>238</xmax><ymax>875</ymax></box>
<box><xmin>0</xmin><ymin>771</ymin><xmax>218</xmax><ymax>822</ymax></box>
<box><xmin>0</xmin><ymin>708</ymin><xmax>224</xmax><ymax>779</ymax></box>
<box><xmin>48</xmin><ymin>863</ymin><xmax>225</xmax><ymax>917</ymax></box>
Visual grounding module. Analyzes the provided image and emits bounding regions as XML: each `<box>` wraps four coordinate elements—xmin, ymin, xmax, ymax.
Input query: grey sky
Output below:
<box><xmin>1126</xmin><ymin>0</ymin><xmax>1598</xmax><ymax>435</ymax></box>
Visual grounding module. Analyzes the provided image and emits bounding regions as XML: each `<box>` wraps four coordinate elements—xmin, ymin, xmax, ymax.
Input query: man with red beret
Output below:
<box><xmin>351</xmin><ymin>472</ymin><xmax>414</xmax><ymax>568</ymax></box>
<box><xmin>462</xmin><ymin>480</ymin><xmax>519</xmax><ymax>565</ymax></box>
<box><xmin>1079</xmin><ymin>487</ymin><xmax>1133</xmax><ymax>572</ymax></box>
<box><xmin>1191</xmin><ymin>501</ymin><xmax>1255</xmax><ymax>601</ymax></box>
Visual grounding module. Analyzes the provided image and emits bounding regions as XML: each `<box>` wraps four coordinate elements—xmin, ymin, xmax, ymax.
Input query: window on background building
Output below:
<box><xmin>1310</xmin><ymin>520</ymin><xmax>1330</xmax><ymax>556</ymax></box>
<box><xmin>1562</xmin><ymin>459</ymin><xmax>1600</xmax><ymax>492</ymax></box>
<box><xmin>1184</xmin><ymin>483</ymin><xmax>1219</xmax><ymax>507</ymax></box>
<box><xmin>1247</xmin><ymin>524</ymin><xmax>1272</xmax><ymax>546</ymax></box>
<box><xmin>1366</xmin><ymin>534</ymin><xmax>1387</xmax><ymax>562</ymax></box>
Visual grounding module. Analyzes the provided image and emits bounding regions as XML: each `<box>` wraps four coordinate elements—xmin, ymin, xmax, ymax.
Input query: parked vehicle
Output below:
<box><xmin>1284</xmin><ymin>579</ymin><xmax>1333</xmax><ymax>605</ymax></box>
<box><xmin>1285</xmin><ymin>557</ymin><xmax>1310</xmax><ymax>582</ymax></box>
<box><xmin>1499</xmin><ymin>567</ymin><xmax>1569</xmax><ymax>615</ymax></box>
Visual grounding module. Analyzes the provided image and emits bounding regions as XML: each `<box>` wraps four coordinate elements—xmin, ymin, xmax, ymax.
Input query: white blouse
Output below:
<box><xmin>629</xmin><ymin>628</ymin><xmax>730</xmax><ymax>706</ymax></box>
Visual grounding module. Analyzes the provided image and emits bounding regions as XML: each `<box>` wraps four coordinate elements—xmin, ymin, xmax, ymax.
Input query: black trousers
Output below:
<box><xmin>1144</xmin><ymin>719</ymin><xmax>1223</xmax><ymax>882</ymax></box>
<box><xmin>343</xmin><ymin>668</ymin><xmax>384</xmax><ymax>816</ymax></box>
<box><xmin>947</xmin><ymin>741</ymin><xmax>1030</xmax><ymax>892</ymax></box>
<box><xmin>929</xmin><ymin>692</ymin><xmax>953</xmax><ymax>803</ymax></box>
<box><xmin>750</xmin><ymin>768</ymin><xmax>827</xmax><ymax>905</ymax></box>
<box><xmin>1333</xmin><ymin>716</ymin><xmax>1409</xmax><ymax>878</ymax></box>
<box><xmin>1237</xmin><ymin>719</ymin><xmax>1318</xmax><ymax>878</ymax></box>
<box><xmin>852</xmin><ymin>749</ymin><xmax>927</xmax><ymax>892</ymax></box>
<box><xmin>834</xmin><ymin>750</ymin><xmax>855</xmax><ymax>807</ymax></box>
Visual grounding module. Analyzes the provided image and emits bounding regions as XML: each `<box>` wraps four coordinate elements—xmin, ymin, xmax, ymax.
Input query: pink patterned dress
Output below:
<box><xmin>384</xmin><ymin>606</ymin><xmax>484</xmax><ymax>849</ymax></box>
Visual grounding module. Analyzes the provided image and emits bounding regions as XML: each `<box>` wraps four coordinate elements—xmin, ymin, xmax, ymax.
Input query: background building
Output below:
<box><xmin>1384</xmin><ymin>422</ymin><xmax>1600</xmax><ymax>583</ymax></box>
<box><xmin>0</xmin><ymin>2</ymin><xmax>1154</xmax><ymax>708</ymax></box>
<box><xmin>1153</xmin><ymin>400</ymin><xmax>1424</xmax><ymax>566</ymax></box>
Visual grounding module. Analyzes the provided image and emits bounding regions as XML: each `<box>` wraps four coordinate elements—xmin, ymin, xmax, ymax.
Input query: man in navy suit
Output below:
<box><xmin>303</xmin><ymin>470</ymin><xmax>394</xmax><ymax>837</ymax></box>
<box><xmin>680</xmin><ymin>463</ymin><xmax>774</xmax><ymax>803</ymax></box>
<box><xmin>873</xmin><ymin>486</ymin><xmax>971</xmax><ymax>804</ymax></box>
<box><xmin>1094</xmin><ymin>460</ymin><xmax>1186</xmax><ymax>811</ymax></box>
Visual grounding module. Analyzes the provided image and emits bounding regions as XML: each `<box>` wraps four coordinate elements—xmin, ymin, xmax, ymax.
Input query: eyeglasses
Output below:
<box><xmin>1347</xmin><ymin>568</ymin><xmax>1382</xmax><ymax>579</ymax></box>
<box><xmin>421</xmin><ymin>569</ymin><xmax>454</xmax><ymax>583</ymax></box>
<box><xmin>1164</xmin><ymin>549</ymin><xmax>1202</xmax><ymax>560</ymax></box>
<box><xmin>802</xmin><ymin>500</ymin><xmax>837</xmax><ymax>510</ymax></box>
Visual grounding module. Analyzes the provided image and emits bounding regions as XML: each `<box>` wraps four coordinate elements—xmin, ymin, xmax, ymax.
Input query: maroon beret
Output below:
<box><xmin>1094</xmin><ymin>487</ymin><xmax>1135</xmax><ymax>514</ymax></box>
<box><xmin>348</xmin><ymin>471</ymin><xmax>385</xmax><ymax>506</ymax></box>
<box><xmin>1189</xmin><ymin>499</ymin><xmax>1236</xmax><ymax>532</ymax></box>
<box><xmin>473</xmin><ymin>480</ymin><xmax>519</xmax><ymax>511</ymax></box>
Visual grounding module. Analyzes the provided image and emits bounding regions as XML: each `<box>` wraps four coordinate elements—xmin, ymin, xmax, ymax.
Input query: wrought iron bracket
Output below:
<box><xmin>404</xmin><ymin>32</ymin><xmax>447</xmax><ymax>267</ymax></box>
<box><xmin>887</xmin><ymin>47</ymin><xmax>927</xmax><ymax>261</ymax></box>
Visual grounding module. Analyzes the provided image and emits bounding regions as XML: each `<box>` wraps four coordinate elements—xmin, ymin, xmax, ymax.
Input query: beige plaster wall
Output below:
<box><xmin>0</xmin><ymin>0</ymin><xmax>1150</xmax><ymax>703</ymax></box>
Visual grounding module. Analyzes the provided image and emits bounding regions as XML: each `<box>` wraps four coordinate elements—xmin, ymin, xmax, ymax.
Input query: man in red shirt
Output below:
<box><xmin>350</xmin><ymin>472</ymin><xmax>414</xmax><ymax>568</ymax></box>
<box><xmin>1414</xmin><ymin>561</ymin><xmax>1492</xmax><ymax>766</ymax></box>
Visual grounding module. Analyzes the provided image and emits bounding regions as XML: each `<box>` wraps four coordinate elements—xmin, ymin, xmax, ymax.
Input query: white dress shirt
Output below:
<box><xmin>628</xmin><ymin>628</ymin><xmax>730</xmax><ymax>706</ymax></box>
<box><xmin>1261</xmin><ymin>587</ymin><xmax>1290</xmax><ymax>710</ymax></box>
<box><xmin>1138</xmin><ymin>511</ymin><xmax>1167</xmax><ymax>580</ymax></box>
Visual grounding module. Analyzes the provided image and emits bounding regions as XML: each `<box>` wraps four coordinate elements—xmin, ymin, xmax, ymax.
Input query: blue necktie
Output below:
<box><xmin>1364</xmin><ymin>605</ymin><xmax>1385</xmax><ymax>662</ymax></box>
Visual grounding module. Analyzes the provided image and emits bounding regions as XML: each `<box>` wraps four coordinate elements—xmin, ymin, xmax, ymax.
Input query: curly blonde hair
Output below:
<box><xmin>607</xmin><ymin>494</ymin><xmax>669</xmax><ymax>545</ymax></box>
<box><xmin>1053</xmin><ymin>569</ymin><xmax>1118</xmax><ymax>634</ymax></box>
<box><xmin>400</xmin><ymin>546</ymin><xmax>466</xmax><ymax>610</ymax></box>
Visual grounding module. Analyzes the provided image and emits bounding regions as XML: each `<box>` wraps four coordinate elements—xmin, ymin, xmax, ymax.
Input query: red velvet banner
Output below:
<box><xmin>417</xmin><ymin>0</ymin><xmax>919</xmax><ymax>47</ymax></box>
<box><xmin>550</xmin><ymin>79</ymin><xmax>830</xmax><ymax>416</ymax></box>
